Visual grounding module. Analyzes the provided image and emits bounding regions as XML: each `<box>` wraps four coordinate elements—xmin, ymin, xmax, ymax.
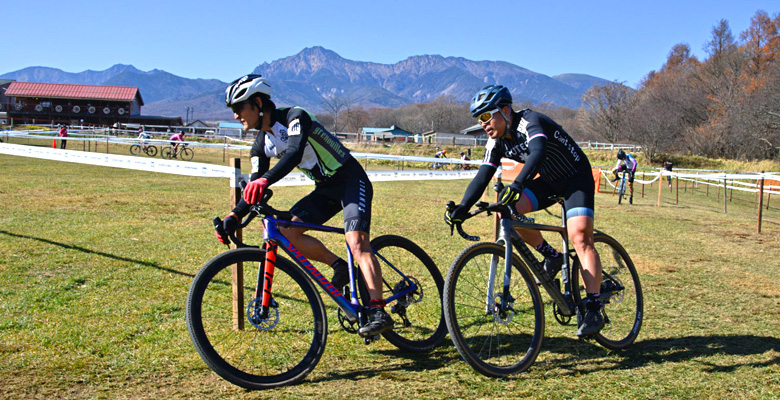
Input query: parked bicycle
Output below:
<box><xmin>129</xmin><ymin>143</ymin><xmax>158</xmax><ymax>157</ymax></box>
<box><xmin>443</xmin><ymin>183</ymin><xmax>643</xmax><ymax>377</ymax></box>
<box><xmin>161</xmin><ymin>144</ymin><xmax>193</xmax><ymax>160</ymax></box>
<box><xmin>186</xmin><ymin>189</ymin><xmax>446</xmax><ymax>389</ymax></box>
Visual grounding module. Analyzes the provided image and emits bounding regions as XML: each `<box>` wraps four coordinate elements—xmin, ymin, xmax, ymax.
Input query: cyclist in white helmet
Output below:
<box><xmin>214</xmin><ymin>74</ymin><xmax>393</xmax><ymax>337</ymax></box>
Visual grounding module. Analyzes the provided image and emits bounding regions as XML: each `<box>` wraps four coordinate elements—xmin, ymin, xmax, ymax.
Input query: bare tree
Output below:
<box><xmin>577</xmin><ymin>82</ymin><xmax>634</xmax><ymax>143</ymax></box>
<box><xmin>321</xmin><ymin>94</ymin><xmax>353</xmax><ymax>133</ymax></box>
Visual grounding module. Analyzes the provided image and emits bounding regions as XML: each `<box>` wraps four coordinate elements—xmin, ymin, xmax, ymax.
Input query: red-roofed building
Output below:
<box><xmin>2</xmin><ymin>81</ymin><xmax>181</xmax><ymax>127</ymax></box>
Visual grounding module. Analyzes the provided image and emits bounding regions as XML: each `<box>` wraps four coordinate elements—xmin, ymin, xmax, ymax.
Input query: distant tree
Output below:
<box><xmin>577</xmin><ymin>82</ymin><xmax>634</xmax><ymax>143</ymax></box>
<box><xmin>739</xmin><ymin>10</ymin><xmax>780</xmax><ymax>81</ymax></box>
<box><xmin>321</xmin><ymin>94</ymin><xmax>353</xmax><ymax>133</ymax></box>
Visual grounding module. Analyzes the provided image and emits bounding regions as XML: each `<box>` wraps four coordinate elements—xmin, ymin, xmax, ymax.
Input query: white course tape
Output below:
<box><xmin>0</xmin><ymin>143</ymin><xmax>235</xmax><ymax>179</ymax></box>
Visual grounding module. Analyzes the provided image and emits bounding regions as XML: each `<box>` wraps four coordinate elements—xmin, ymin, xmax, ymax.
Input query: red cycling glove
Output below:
<box><xmin>243</xmin><ymin>178</ymin><xmax>269</xmax><ymax>205</ymax></box>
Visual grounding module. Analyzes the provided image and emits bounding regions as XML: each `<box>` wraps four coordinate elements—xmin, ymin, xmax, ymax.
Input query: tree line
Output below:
<box><xmin>315</xmin><ymin>10</ymin><xmax>780</xmax><ymax>163</ymax></box>
<box><xmin>580</xmin><ymin>10</ymin><xmax>780</xmax><ymax>162</ymax></box>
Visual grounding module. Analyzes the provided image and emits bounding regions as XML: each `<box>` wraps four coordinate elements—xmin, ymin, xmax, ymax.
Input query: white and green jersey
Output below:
<box><xmin>250</xmin><ymin>107</ymin><xmax>351</xmax><ymax>183</ymax></box>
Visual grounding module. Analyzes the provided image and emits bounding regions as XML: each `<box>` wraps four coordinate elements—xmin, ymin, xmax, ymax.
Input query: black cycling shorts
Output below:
<box><xmin>522</xmin><ymin>170</ymin><xmax>595</xmax><ymax>220</ymax></box>
<box><xmin>616</xmin><ymin>164</ymin><xmax>636</xmax><ymax>182</ymax></box>
<box><xmin>289</xmin><ymin>157</ymin><xmax>373</xmax><ymax>234</ymax></box>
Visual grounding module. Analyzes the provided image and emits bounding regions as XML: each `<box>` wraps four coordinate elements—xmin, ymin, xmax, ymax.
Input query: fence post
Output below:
<box><xmin>657</xmin><ymin>170</ymin><xmax>662</xmax><ymax>207</ymax></box>
<box><xmin>723</xmin><ymin>178</ymin><xmax>727</xmax><ymax>213</ymax></box>
<box><xmin>676</xmin><ymin>175</ymin><xmax>679</xmax><ymax>204</ymax></box>
<box><xmin>230</xmin><ymin>158</ymin><xmax>244</xmax><ymax>331</ymax></box>
<box><xmin>757</xmin><ymin>174</ymin><xmax>765</xmax><ymax>233</ymax></box>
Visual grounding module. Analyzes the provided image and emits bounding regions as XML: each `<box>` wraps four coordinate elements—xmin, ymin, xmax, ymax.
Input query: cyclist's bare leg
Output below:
<box><xmin>512</xmin><ymin>194</ymin><xmax>544</xmax><ymax>248</ymax></box>
<box><xmin>280</xmin><ymin>217</ymin><xmax>340</xmax><ymax>266</ymax></box>
<box><xmin>345</xmin><ymin>230</ymin><xmax>384</xmax><ymax>300</ymax></box>
<box><xmin>566</xmin><ymin>215</ymin><xmax>602</xmax><ymax>293</ymax></box>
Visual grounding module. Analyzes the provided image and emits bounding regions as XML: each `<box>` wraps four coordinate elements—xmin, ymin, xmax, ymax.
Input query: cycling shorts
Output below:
<box><xmin>521</xmin><ymin>171</ymin><xmax>595</xmax><ymax>220</ymax></box>
<box><xmin>289</xmin><ymin>157</ymin><xmax>373</xmax><ymax>234</ymax></box>
<box><xmin>617</xmin><ymin>164</ymin><xmax>636</xmax><ymax>182</ymax></box>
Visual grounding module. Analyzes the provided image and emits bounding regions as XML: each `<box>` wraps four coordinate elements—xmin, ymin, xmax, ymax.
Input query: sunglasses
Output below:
<box><xmin>476</xmin><ymin>108</ymin><xmax>501</xmax><ymax>123</ymax></box>
<box><xmin>231</xmin><ymin>101</ymin><xmax>248</xmax><ymax>115</ymax></box>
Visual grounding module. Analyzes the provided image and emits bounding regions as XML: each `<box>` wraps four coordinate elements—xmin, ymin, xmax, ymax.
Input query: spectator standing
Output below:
<box><xmin>58</xmin><ymin>125</ymin><xmax>68</xmax><ymax>149</ymax></box>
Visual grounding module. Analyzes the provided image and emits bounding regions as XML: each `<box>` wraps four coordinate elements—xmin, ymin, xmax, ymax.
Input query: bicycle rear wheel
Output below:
<box><xmin>146</xmin><ymin>145</ymin><xmax>158</xmax><ymax>157</ymax></box>
<box><xmin>363</xmin><ymin>235</ymin><xmax>446</xmax><ymax>352</ymax></box>
<box><xmin>161</xmin><ymin>147</ymin><xmax>173</xmax><ymax>159</ymax></box>
<box><xmin>130</xmin><ymin>144</ymin><xmax>141</xmax><ymax>156</ymax></box>
<box><xmin>186</xmin><ymin>248</ymin><xmax>327</xmax><ymax>390</ymax></box>
<box><xmin>572</xmin><ymin>233</ymin><xmax>643</xmax><ymax>350</ymax></box>
<box><xmin>180</xmin><ymin>147</ymin><xmax>194</xmax><ymax>161</ymax></box>
<box><xmin>443</xmin><ymin>242</ymin><xmax>545</xmax><ymax>377</ymax></box>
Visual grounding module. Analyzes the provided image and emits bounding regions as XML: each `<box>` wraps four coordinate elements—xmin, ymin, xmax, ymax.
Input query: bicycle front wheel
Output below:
<box><xmin>161</xmin><ymin>147</ymin><xmax>173</xmax><ymax>159</ymax></box>
<box><xmin>180</xmin><ymin>147</ymin><xmax>194</xmax><ymax>161</ymax></box>
<box><xmin>129</xmin><ymin>144</ymin><xmax>141</xmax><ymax>155</ymax></box>
<box><xmin>186</xmin><ymin>248</ymin><xmax>327</xmax><ymax>390</ymax></box>
<box><xmin>367</xmin><ymin>235</ymin><xmax>446</xmax><ymax>353</ymax></box>
<box><xmin>146</xmin><ymin>145</ymin><xmax>158</xmax><ymax>157</ymax></box>
<box><xmin>572</xmin><ymin>233</ymin><xmax>643</xmax><ymax>350</ymax></box>
<box><xmin>443</xmin><ymin>242</ymin><xmax>545</xmax><ymax>377</ymax></box>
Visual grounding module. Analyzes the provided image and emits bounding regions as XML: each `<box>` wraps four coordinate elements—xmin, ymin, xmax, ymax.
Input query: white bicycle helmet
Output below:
<box><xmin>225</xmin><ymin>74</ymin><xmax>273</xmax><ymax>107</ymax></box>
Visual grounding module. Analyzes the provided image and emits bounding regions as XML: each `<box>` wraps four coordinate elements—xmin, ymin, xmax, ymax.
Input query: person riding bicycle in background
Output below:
<box><xmin>214</xmin><ymin>74</ymin><xmax>393</xmax><ymax>337</ymax></box>
<box><xmin>459</xmin><ymin>151</ymin><xmax>472</xmax><ymax>170</ymax></box>
<box><xmin>138</xmin><ymin>126</ymin><xmax>150</xmax><ymax>151</ymax></box>
<box><xmin>445</xmin><ymin>84</ymin><xmax>605</xmax><ymax>337</ymax></box>
<box><xmin>610</xmin><ymin>149</ymin><xmax>638</xmax><ymax>204</ymax></box>
<box><xmin>433</xmin><ymin>149</ymin><xmax>447</xmax><ymax>169</ymax></box>
<box><xmin>169</xmin><ymin>130</ymin><xmax>185</xmax><ymax>156</ymax></box>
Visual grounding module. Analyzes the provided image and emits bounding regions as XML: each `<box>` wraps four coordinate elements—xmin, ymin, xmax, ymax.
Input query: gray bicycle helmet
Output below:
<box><xmin>470</xmin><ymin>85</ymin><xmax>513</xmax><ymax>117</ymax></box>
<box><xmin>225</xmin><ymin>74</ymin><xmax>273</xmax><ymax>107</ymax></box>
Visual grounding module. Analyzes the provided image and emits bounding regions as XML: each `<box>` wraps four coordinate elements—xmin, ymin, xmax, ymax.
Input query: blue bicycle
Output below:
<box><xmin>186</xmin><ymin>189</ymin><xmax>445</xmax><ymax>389</ymax></box>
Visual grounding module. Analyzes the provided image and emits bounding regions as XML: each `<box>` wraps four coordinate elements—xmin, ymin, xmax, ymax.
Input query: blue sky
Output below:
<box><xmin>2</xmin><ymin>1</ymin><xmax>777</xmax><ymax>88</ymax></box>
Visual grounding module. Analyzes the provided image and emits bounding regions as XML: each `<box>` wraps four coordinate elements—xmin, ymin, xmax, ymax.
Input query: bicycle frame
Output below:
<box><xmin>490</xmin><ymin>207</ymin><xmax>577</xmax><ymax>319</ymax></box>
<box><xmin>254</xmin><ymin>214</ymin><xmax>421</xmax><ymax>326</ymax></box>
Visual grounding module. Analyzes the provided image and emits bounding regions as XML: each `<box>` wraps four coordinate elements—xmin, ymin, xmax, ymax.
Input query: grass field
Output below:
<box><xmin>1</xmin><ymin>150</ymin><xmax>779</xmax><ymax>399</ymax></box>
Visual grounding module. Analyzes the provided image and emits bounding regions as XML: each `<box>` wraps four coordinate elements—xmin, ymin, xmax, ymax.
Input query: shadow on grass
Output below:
<box><xmin>544</xmin><ymin>334</ymin><xmax>780</xmax><ymax>374</ymax></box>
<box><xmin>0</xmin><ymin>229</ymin><xmax>194</xmax><ymax>279</ymax></box>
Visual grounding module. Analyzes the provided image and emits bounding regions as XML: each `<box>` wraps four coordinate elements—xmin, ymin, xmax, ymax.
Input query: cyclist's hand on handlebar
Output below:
<box><xmin>498</xmin><ymin>183</ymin><xmax>523</xmax><ymax>206</ymax></box>
<box><xmin>243</xmin><ymin>178</ymin><xmax>269</xmax><ymax>205</ymax></box>
<box><xmin>214</xmin><ymin>213</ymin><xmax>238</xmax><ymax>245</ymax></box>
<box><xmin>445</xmin><ymin>203</ymin><xmax>470</xmax><ymax>226</ymax></box>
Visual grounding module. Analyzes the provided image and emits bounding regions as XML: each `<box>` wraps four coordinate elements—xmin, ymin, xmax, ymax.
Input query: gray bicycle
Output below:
<box><xmin>443</xmin><ymin>183</ymin><xmax>643</xmax><ymax>377</ymax></box>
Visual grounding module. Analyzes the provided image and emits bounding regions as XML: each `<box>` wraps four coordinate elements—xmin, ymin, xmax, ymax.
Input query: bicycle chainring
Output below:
<box><xmin>338</xmin><ymin>308</ymin><xmax>358</xmax><ymax>334</ymax></box>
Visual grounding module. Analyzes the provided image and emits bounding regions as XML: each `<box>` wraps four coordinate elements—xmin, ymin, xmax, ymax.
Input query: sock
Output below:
<box><xmin>369</xmin><ymin>299</ymin><xmax>385</xmax><ymax>308</ymax></box>
<box><xmin>586</xmin><ymin>293</ymin><xmax>601</xmax><ymax>311</ymax></box>
<box><xmin>330</xmin><ymin>258</ymin><xmax>347</xmax><ymax>270</ymax></box>
<box><xmin>535</xmin><ymin>240</ymin><xmax>560</xmax><ymax>259</ymax></box>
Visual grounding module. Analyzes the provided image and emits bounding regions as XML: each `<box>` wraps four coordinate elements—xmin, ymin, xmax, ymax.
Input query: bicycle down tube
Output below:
<box><xmin>257</xmin><ymin>215</ymin><xmax>422</xmax><ymax>325</ymax></box>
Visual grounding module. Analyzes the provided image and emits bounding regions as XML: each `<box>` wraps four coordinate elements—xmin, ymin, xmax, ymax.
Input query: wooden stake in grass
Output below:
<box><xmin>757</xmin><ymin>173</ymin><xmax>765</xmax><ymax>234</ymax></box>
<box><xmin>230</xmin><ymin>158</ymin><xmax>244</xmax><ymax>331</ymax></box>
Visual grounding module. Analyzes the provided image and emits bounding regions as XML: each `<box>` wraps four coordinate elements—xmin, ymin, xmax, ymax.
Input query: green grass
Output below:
<box><xmin>1</xmin><ymin>152</ymin><xmax>779</xmax><ymax>399</ymax></box>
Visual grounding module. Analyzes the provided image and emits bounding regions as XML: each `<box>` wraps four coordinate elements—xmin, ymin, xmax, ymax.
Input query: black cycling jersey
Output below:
<box><xmin>249</xmin><ymin>107</ymin><xmax>352</xmax><ymax>184</ymax></box>
<box><xmin>459</xmin><ymin>108</ymin><xmax>591</xmax><ymax>209</ymax></box>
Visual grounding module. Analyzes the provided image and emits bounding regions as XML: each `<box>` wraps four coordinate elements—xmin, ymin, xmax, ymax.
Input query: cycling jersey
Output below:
<box><xmin>249</xmin><ymin>107</ymin><xmax>351</xmax><ymax>184</ymax></box>
<box><xmin>615</xmin><ymin>154</ymin><xmax>637</xmax><ymax>172</ymax></box>
<box><xmin>459</xmin><ymin>109</ymin><xmax>591</xmax><ymax>209</ymax></box>
<box><xmin>170</xmin><ymin>133</ymin><xmax>184</xmax><ymax>141</ymax></box>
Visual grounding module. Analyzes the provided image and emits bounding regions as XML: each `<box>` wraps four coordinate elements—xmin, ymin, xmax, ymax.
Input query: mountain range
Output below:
<box><xmin>1</xmin><ymin>46</ymin><xmax>611</xmax><ymax>121</ymax></box>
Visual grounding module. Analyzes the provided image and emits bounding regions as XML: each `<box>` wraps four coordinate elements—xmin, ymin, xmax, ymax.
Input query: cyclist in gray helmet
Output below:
<box><xmin>447</xmin><ymin>84</ymin><xmax>605</xmax><ymax>337</ymax></box>
<box><xmin>215</xmin><ymin>74</ymin><xmax>394</xmax><ymax>337</ymax></box>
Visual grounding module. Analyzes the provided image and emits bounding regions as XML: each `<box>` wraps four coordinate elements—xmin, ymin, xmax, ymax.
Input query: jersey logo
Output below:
<box><xmin>288</xmin><ymin>119</ymin><xmax>301</xmax><ymax>136</ymax></box>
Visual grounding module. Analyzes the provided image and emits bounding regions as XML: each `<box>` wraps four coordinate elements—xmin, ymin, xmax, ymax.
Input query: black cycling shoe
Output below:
<box><xmin>358</xmin><ymin>308</ymin><xmax>394</xmax><ymax>337</ymax></box>
<box><xmin>544</xmin><ymin>254</ymin><xmax>563</xmax><ymax>279</ymax></box>
<box><xmin>577</xmin><ymin>309</ymin><xmax>605</xmax><ymax>337</ymax></box>
<box><xmin>629</xmin><ymin>196</ymin><xmax>633</xmax><ymax>205</ymax></box>
<box><xmin>331</xmin><ymin>261</ymin><xmax>350</xmax><ymax>294</ymax></box>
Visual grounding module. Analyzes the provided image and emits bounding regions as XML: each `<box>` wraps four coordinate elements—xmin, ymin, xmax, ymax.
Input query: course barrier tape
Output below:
<box><xmin>0</xmin><ymin>142</ymin><xmax>478</xmax><ymax>188</ymax></box>
<box><xmin>599</xmin><ymin>169</ymin><xmax>780</xmax><ymax>195</ymax></box>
